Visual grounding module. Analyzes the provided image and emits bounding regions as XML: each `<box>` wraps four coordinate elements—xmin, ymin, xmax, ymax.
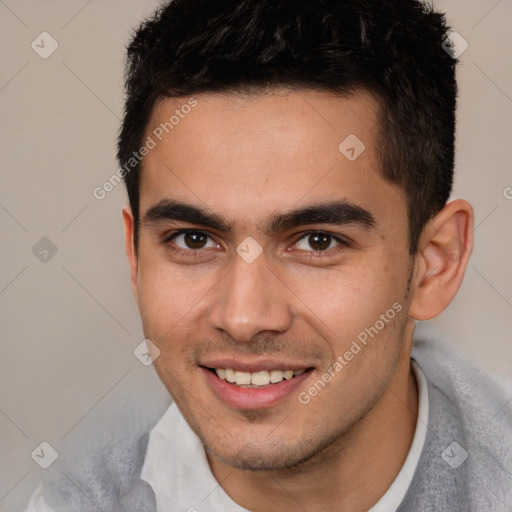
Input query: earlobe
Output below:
<box><xmin>409</xmin><ymin>199</ymin><xmax>474</xmax><ymax>321</ymax></box>
<box><xmin>122</xmin><ymin>205</ymin><xmax>140</xmax><ymax>306</ymax></box>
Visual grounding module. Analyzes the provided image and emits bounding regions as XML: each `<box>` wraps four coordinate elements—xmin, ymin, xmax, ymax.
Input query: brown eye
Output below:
<box><xmin>171</xmin><ymin>231</ymin><xmax>217</xmax><ymax>250</ymax></box>
<box><xmin>295</xmin><ymin>232</ymin><xmax>341</xmax><ymax>252</ymax></box>
<box><xmin>308</xmin><ymin>233</ymin><xmax>331</xmax><ymax>250</ymax></box>
<box><xmin>184</xmin><ymin>232</ymin><xmax>207</xmax><ymax>249</ymax></box>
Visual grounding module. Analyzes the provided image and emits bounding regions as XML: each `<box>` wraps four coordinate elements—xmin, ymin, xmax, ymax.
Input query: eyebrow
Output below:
<box><xmin>142</xmin><ymin>199</ymin><xmax>376</xmax><ymax>234</ymax></box>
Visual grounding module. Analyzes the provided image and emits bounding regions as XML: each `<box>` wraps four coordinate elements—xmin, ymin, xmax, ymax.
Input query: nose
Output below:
<box><xmin>208</xmin><ymin>251</ymin><xmax>293</xmax><ymax>342</ymax></box>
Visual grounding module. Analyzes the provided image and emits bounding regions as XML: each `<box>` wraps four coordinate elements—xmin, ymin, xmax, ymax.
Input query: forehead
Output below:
<box><xmin>139</xmin><ymin>88</ymin><xmax>405</xmax><ymax>234</ymax></box>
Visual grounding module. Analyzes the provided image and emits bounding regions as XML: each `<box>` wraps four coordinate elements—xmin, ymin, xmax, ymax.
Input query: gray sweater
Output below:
<box><xmin>31</xmin><ymin>336</ymin><xmax>512</xmax><ymax>511</ymax></box>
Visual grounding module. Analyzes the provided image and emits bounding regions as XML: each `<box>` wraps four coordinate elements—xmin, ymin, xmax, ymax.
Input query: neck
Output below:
<box><xmin>207</xmin><ymin>335</ymin><xmax>419</xmax><ymax>511</ymax></box>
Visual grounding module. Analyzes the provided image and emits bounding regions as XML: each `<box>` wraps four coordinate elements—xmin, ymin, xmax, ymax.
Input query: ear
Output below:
<box><xmin>122</xmin><ymin>205</ymin><xmax>140</xmax><ymax>307</ymax></box>
<box><xmin>408</xmin><ymin>199</ymin><xmax>474</xmax><ymax>321</ymax></box>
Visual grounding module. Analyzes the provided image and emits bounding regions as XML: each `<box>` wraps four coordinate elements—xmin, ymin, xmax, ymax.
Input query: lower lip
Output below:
<box><xmin>202</xmin><ymin>367</ymin><xmax>313</xmax><ymax>409</ymax></box>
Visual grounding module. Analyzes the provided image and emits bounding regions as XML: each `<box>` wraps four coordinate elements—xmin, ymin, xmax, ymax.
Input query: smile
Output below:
<box><xmin>202</xmin><ymin>365</ymin><xmax>314</xmax><ymax>409</ymax></box>
<box><xmin>213</xmin><ymin>368</ymin><xmax>307</xmax><ymax>387</ymax></box>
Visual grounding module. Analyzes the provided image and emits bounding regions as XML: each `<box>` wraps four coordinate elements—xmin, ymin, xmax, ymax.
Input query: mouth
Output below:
<box><xmin>200</xmin><ymin>364</ymin><xmax>315</xmax><ymax>409</ymax></box>
<box><xmin>205</xmin><ymin>367</ymin><xmax>312</xmax><ymax>387</ymax></box>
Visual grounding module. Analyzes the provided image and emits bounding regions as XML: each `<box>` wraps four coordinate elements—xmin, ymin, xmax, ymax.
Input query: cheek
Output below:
<box><xmin>137</xmin><ymin>251</ymin><xmax>214</xmax><ymax>332</ymax></box>
<box><xmin>138</xmin><ymin>261</ymin><xmax>205</xmax><ymax>397</ymax></box>
<box><xmin>292</xmin><ymin>258</ymin><xmax>404</xmax><ymax>337</ymax></box>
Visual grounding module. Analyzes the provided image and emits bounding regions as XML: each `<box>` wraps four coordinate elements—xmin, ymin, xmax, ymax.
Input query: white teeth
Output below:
<box><xmin>214</xmin><ymin>368</ymin><xmax>307</xmax><ymax>386</ymax></box>
<box><xmin>235</xmin><ymin>371</ymin><xmax>251</xmax><ymax>385</ymax></box>
<box><xmin>270</xmin><ymin>370</ymin><xmax>284</xmax><ymax>383</ymax></box>
<box><xmin>251</xmin><ymin>371</ymin><xmax>270</xmax><ymax>386</ymax></box>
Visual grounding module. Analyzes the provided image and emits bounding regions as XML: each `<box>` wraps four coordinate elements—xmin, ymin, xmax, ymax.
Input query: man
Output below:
<box><xmin>26</xmin><ymin>0</ymin><xmax>512</xmax><ymax>510</ymax></box>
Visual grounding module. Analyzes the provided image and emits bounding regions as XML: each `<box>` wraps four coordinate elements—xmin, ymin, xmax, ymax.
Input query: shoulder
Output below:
<box><xmin>24</xmin><ymin>430</ymin><xmax>157</xmax><ymax>512</ymax></box>
<box><xmin>411</xmin><ymin>333</ymin><xmax>512</xmax><ymax>431</ymax></box>
<box><xmin>24</xmin><ymin>375</ymin><xmax>171</xmax><ymax>512</ymax></box>
<box><xmin>41</xmin><ymin>431</ymin><xmax>156</xmax><ymax>512</ymax></box>
<box><xmin>405</xmin><ymin>334</ymin><xmax>512</xmax><ymax>510</ymax></box>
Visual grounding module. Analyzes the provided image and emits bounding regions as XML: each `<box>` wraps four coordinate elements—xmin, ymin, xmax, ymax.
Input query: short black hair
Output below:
<box><xmin>117</xmin><ymin>0</ymin><xmax>458</xmax><ymax>254</ymax></box>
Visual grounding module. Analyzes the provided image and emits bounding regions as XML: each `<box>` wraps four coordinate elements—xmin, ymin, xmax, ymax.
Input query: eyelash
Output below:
<box><xmin>162</xmin><ymin>229</ymin><xmax>350</xmax><ymax>259</ymax></box>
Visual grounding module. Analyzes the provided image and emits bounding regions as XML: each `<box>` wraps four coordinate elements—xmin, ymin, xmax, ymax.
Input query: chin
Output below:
<box><xmin>203</xmin><ymin>433</ymin><xmax>334</xmax><ymax>472</ymax></box>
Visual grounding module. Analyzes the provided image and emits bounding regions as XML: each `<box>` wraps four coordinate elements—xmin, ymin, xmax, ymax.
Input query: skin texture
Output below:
<box><xmin>123</xmin><ymin>88</ymin><xmax>473</xmax><ymax>511</ymax></box>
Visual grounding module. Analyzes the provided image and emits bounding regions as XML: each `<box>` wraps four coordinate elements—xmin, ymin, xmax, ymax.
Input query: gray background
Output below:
<box><xmin>1</xmin><ymin>0</ymin><xmax>511</xmax><ymax>510</ymax></box>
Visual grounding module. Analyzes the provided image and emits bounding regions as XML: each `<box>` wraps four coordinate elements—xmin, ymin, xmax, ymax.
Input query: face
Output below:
<box><xmin>126</xmin><ymin>88</ymin><xmax>415</xmax><ymax>470</ymax></box>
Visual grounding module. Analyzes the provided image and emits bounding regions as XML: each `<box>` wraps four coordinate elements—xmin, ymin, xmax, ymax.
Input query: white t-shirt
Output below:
<box><xmin>25</xmin><ymin>359</ymin><xmax>429</xmax><ymax>512</ymax></box>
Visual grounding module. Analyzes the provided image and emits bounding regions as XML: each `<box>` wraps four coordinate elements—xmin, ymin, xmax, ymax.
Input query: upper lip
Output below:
<box><xmin>200</xmin><ymin>358</ymin><xmax>314</xmax><ymax>373</ymax></box>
